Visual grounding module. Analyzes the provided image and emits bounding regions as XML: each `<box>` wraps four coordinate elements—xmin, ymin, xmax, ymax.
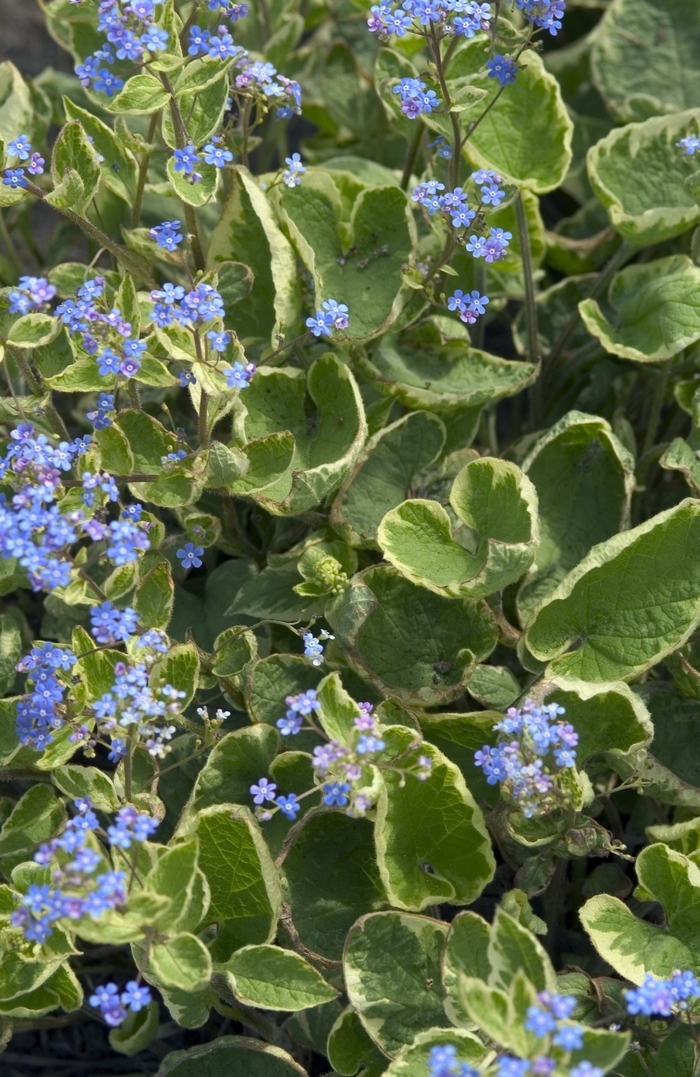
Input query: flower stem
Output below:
<box><xmin>131</xmin><ymin>112</ymin><xmax>159</xmax><ymax>229</ymax></box>
<box><xmin>514</xmin><ymin>190</ymin><xmax>541</xmax><ymax>424</ymax></box>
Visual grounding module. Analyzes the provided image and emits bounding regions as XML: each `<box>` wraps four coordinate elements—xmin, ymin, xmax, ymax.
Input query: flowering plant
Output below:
<box><xmin>0</xmin><ymin>0</ymin><xmax>699</xmax><ymax>1073</ymax></box>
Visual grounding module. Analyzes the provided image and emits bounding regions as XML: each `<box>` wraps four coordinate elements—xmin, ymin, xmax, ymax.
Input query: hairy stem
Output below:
<box><xmin>160</xmin><ymin>74</ymin><xmax>206</xmax><ymax>271</ymax></box>
<box><xmin>401</xmin><ymin>120</ymin><xmax>425</xmax><ymax>191</ymax></box>
<box><xmin>131</xmin><ymin>112</ymin><xmax>159</xmax><ymax>229</ymax></box>
<box><xmin>514</xmin><ymin>191</ymin><xmax>541</xmax><ymax>423</ymax></box>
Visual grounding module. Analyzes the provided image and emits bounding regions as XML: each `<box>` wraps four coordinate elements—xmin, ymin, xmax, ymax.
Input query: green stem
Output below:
<box><xmin>131</xmin><ymin>112</ymin><xmax>159</xmax><ymax>229</ymax></box>
<box><xmin>429</xmin><ymin>29</ymin><xmax>461</xmax><ymax>190</ymax></box>
<box><xmin>127</xmin><ymin>378</ymin><xmax>142</xmax><ymax>409</ymax></box>
<box><xmin>8</xmin><ymin>345</ymin><xmax>69</xmax><ymax>439</ymax></box>
<box><xmin>401</xmin><ymin>121</ymin><xmax>425</xmax><ymax>191</ymax></box>
<box><xmin>160</xmin><ymin>73</ymin><xmax>206</xmax><ymax>271</ymax></box>
<box><xmin>198</xmin><ymin>387</ymin><xmax>210</xmax><ymax>448</ymax></box>
<box><xmin>514</xmin><ymin>191</ymin><xmax>541</xmax><ymax>422</ymax></box>
<box><xmin>23</xmin><ymin>180</ymin><xmax>153</xmax><ymax>287</ymax></box>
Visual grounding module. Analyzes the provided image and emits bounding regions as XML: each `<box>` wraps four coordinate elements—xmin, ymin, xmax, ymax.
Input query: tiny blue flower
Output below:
<box><xmin>276</xmin><ymin>793</ymin><xmax>300</xmax><ymax>819</ymax></box>
<box><xmin>176</xmin><ymin>543</ymin><xmax>204</xmax><ymax>569</ymax></box>
<box><xmin>251</xmin><ymin>778</ymin><xmax>278</xmax><ymax>804</ymax></box>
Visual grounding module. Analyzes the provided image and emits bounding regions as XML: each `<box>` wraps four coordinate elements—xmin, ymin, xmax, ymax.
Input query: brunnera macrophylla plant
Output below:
<box><xmin>1</xmin><ymin>0</ymin><xmax>700</xmax><ymax>1074</ymax></box>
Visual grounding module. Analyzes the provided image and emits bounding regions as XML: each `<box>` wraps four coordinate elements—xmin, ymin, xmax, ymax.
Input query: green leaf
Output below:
<box><xmin>174</xmin><ymin>57</ymin><xmax>233</xmax><ymax>96</ymax></box>
<box><xmin>328</xmin><ymin>1007</ymin><xmax>390</xmax><ymax>1077</ymax></box>
<box><xmin>0</xmin><ymin>614</ymin><xmax>21</xmax><ymax>694</ymax></box>
<box><xmin>276</xmin><ymin>172</ymin><xmax>415</xmax><ymax>341</ymax></box>
<box><xmin>454</xmin><ymin>45</ymin><xmax>573</xmax><ymax>193</ymax></box>
<box><xmin>518</xmin><ymin>410</ymin><xmax>634</xmax><ymax>623</ymax></box>
<box><xmin>331</xmin><ymin>411</ymin><xmax>446</xmax><ymax>548</ymax></box>
<box><xmin>149</xmin><ymin>933</ymin><xmax>213</xmax><ymax>993</ymax></box>
<box><xmin>93</xmin><ymin>424</ymin><xmax>135</xmax><ymax>475</ymax></box>
<box><xmin>109</xmin><ymin>72</ymin><xmax>170</xmax><ymax>114</ymax></box>
<box><xmin>51</xmin><ymin>120</ymin><xmax>101</xmax><ymax>215</ymax></box>
<box><xmin>542</xmin><ymin>677</ymin><xmax>653</xmax><ymax>762</ymax></box>
<box><xmin>0</xmin><ymin>62</ymin><xmax>33</xmax><ymax>148</ymax></box>
<box><xmin>185</xmin><ymin>724</ymin><xmax>279</xmax><ymax>818</ymax></box>
<box><xmin>360</xmin><ymin>324</ymin><xmax>536</xmax><ymax>412</ymax></box>
<box><xmin>145</xmin><ymin>838</ymin><xmax>210</xmax><ymax>933</ymax></box>
<box><xmin>378</xmin><ymin>458</ymin><xmax>538</xmax><ymax>599</ymax></box>
<box><xmin>591</xmin><ymin>0</ymin><xmax>700</xmax><ymax>120</ymax></box>
<box><xmin>167</xmin><ymin>157</ymin><xmax>219</xmax><ymax>208</ymax></box>
<box><xmin>109</xmin><ymin>1001</ymin><xmax>160</xmax><ymax>1056</ymax></box>
<box><xmin>234</xmin><ymin>355</ymin><xmax>366</xmax><ymax>515</ymax></box>
<box><xmin>582</xmin><ymin>842</ymin><xmax>700</xmax><ymax>981</ymax></box>
<box><xmin>246</xmin><ymin>654</ymin><xmax>324</xmax><ymax>727</ymax></box>
<box><xmin>0</xmin><ymin>784</ymin><xmax>63</xmax><ymax>859</ymax></box>
<box><xmin>135</xmin><ymin>560</ymin><xmax>174</xmax><ymax>630</ymax></box>
<box><xmin>63</xmin><ymin>97</ymin><xmax>137</xmax><ymax>204</ymax></box>
<box><xmin>53</xmin><ymin>765</ymin><xmax>119</xmax><ymax>811</ymax></box>
<box><xmin>384</xmin><ymin>1028</ymin><xmax>486</xmax><ymax>1077</ymax></box>
<box><xmin>587</xmin><ymin>109</ymin><xmax>700</xmax><ymax>245</ymax></box>
<box><xmin>487</xmin><ymin>908</ymin><xmax>556</xmax><ymax>994</ymax></box>
<box><xmin>192</xmin><ymin>805</ymin><xmax>281</xmax><ymax>962</ymax></box>
<box><xmin>328</xmin><ymin>565</ymin><xmax>498</xmax><ymax>706</ymax></box>
<box><xmin>208</xmin><ymin>167</ymin><xmax>300</xmax><ymax>343</ymax></box>
<box><xmin>162</xmin><ymin>73</ymin><xmax>229</xmax><ymax>150</ymax></box>
<box><xmin>343</xmin><ymin>912</ymin><xmax>450</xmax><ymax>1056</ymax></box>
<box><xmin>282</xmin><ymin>812</ymin><xmax>386</xmax><ymax>961</ymax></box>
<box><xmin>374</xmin><ymin>727</ymin><xmax>495</xmax><ymax>911</ymax></box>
<box><xmin>150</xmin><ymin>642</ymin><xmax>199</xmax><ymax>710</ymax></box>
<box><xmin>218</xmin><ymin>945</ymin><xmax>338</xmax><ymax>1011</ymax></box>
<box><xmin>7</xmin><ymin>313</ymin><xmax>61</xmax><ymax>348</ymax></box>
<box><xmin>155</xmin><ymin>1036</ymin><xmax>308</xmax><ymax>1077</ymax></box>
<box><xmin>579</xmin><ymin>255</ymin><xmax>700</xmax><ymax>362</ymax></box>
<box><xmin>525</xmin><ymin>499</ymin><xmax>700</xmax><ymax>681</ymax></box>
<box><xmin>441</xmin><ymin>911</ymin><xmax>491</xmax><ymax>1027</ymax></box>
<box><xmin>467</xmin><ymin>665</ymin><xmax>520</xmax><ymax>708</ymax></box>
<box><xmin>456</xmin><ymin>976</ymin><xmax>514</xmax><ymax>1052</ymax></box>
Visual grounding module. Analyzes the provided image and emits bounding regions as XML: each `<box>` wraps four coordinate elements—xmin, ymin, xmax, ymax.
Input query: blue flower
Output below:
<box><xmin>569</xmin><ymin>1066</ymin><xmax>603</xmax><ymax>1077</ymax></box>
<box><xmin>90</xmin><ymin>602</ymin><xmax>139</xmax><ymax>645</ymax></box>
<box><xmin>553</xmin><ymin>1025</ymin><xmax>584</xmax><ymax>1050</ymax></box>
<box><xmin>207</xmin><ymin>329</ymin><xmax>230</xmax><ymax>352</ymax></box>
<box><xmin>178</xmin><ymin>370</ymin><xmax>196</xmax><ymax>387</ymax></box>
<box><xmin>149</xmin><ymin>220</ymin><xmax>184</xmax><ymax>250</ymax></box>
<box><xmin>7</xmin><ymin>134</ymin><xmax>31</xmax><ymax>161</ymax></box>
<box><xmin>223</xmin><ymin>361</ymin><xmax>256</xmax><ymax>389</ymax></box>
<box><xmin>173</xmin><ymin>145</ymin><xmax>200</xmax><ymax>175</ymax></box>
<box><xmin>250</xmin><ymin>778</ymin><xmax>278</xmax><ymax>804</ymax></box>
<box><xmin>487</xmin><ymin>54</ymin><xmax>518</xmax><ymax>86</ymax></box>
<box><xmin>480</xmin><ymin>182</ymin><xmax>505</xmax><ymax>206</ymax></box>
<box><xmin>203</xmin><ymin>141</ymin><xmax>233</xmax><ymax>167</ymax></box>
<box><xmin>277</xmin><ymin>712</ymin><xmax>303</xmax><ymax>736</ymax></box>
<box><xmin>276</xmin><ymin>793</ymin><xmax>300</xmax><ymax>819</ymax></box>
<box><xmin>393</xmin><ymin>76</ymin><xmax>440</xmax><ymax>119</ymax></box>
<box><xmin>306</xmin><ymin>311</ymin><xmax>334</xmax><ymax>337</ymax></box>
<box><xmin>323</xmin><ymin>781</ymin><xmax>351</xmax><ymax>807</ymax></box>
<box><xmin>176</xmin><ymin>542</ymin><xmax>204</xmax><ymax>569</ymax></box>
<box><xmin>188</xmin><ymin>26</ymin><xmax>211</xmax><ymax>55</ymax></box>
<box><xmin>208</xmin><ymin>28</ymin><xmax>238</xmax><ymax>60</ymax></box>
<box><xmin>625</xmin><ymin>973</ymin><xmax>675</xmax><ymax>1016</ymax></box>
<box><xmin>525</xmin><ymin>1005</ymin><xmax>557</xmax><ymax>1037</ymax></box>
<box><xmin>94</xmin><ymin>69</ymin><xmax>124</xmax><ymax>97</ymax></box>
<box><xmin>3</xmin><ymin>168</ymin><xmax>27</xmax><ymax>189</ymax></box>
<box><xmin>678</xmin><ymin>135</ymin><xmax>700</xmax><ymax>156</ymax></box>
<box><xmin>121</xmin><ymin>981</ymin><xmax>152</xmax><ymax>1012</ymax></box>
<box><xmin>141</xmin><ymin>26</ymin><xmax>169</xmax><ymax>51</ymax></box>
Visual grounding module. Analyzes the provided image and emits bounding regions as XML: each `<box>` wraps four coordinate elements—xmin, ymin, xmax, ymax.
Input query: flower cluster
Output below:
<box><xmin>0</xmin><ymin>423</ymin><xmax>98</xmax><ymax>592</ymax></box>
<box><xmin>149</xmin><ymin>220</ymin><xmax>184</xmax><ymax>251</ymax></box>
<box><xmin>2</xmin><ymin>133</ymin><xmax>45</xmax><ymax>189</ymax></box>
<box><xmin>487</xmin><ymin>54</ymin><xmax>518</xmax><ymax>86</ymax></box>
<box><xmin>149</xmin><ymin>281</ymin><xmax>224</xmax><ymax>330</ymax></box>
<box><xmin>368</xmin><ymin>0</ymin><xmax>492</xmax><ymax>40</ymax></box>
<box><xmin>678</xmin><ymin>135</ymin><xmax>700</xmax><ymax>156</ymax></box>
<box><xmin>412</xmin><ymin>170</ymin><xmax>507</xmax><ymax>247</ymax></box>
<box><xmin>56</xmin><ymin>276</ymin><xmax>147</xmax><ymax>380</ymax></box>
<box><xmin>474</xmin><ymin>700</ymin><xmax>578</xmax><ymax>818</ymax></box>
<box><xmin>75</xmin><ymin>0</ymin><xmax>170</xmax><ymax>95</ymax></box>
<box><xmin>11</xmin><ymin>798</ymin><xmax>158</xmax><ymax>945</ymax></box>
<box><xmin>7</xmin><ymin>275</ymin><xmax>55</xmax><ymax>315</ymax></box>
<box><xmin>428</xmin><ymin>992</ymin><xmax>601</xmax><ymax>1077</ymax></box>
<box><xmin>624</xmin><ymin>970</ymin><xmax>700</xmax><ymax>1017</ymax></box>
<box><xmin>306</xmin><ymin>299</ymin><xmax>350</xmax><ymax>337</ymax></box>
<box><xmin>16</xmin><ymin>642</ymin><xmax>76</xmax><ymax>751</ymax></box>
<box><xmin>187</xmin><ymin>29</ymin><xmax>302</xmax><ymax>119</ymax></box>
<box><xmin>301</xmin><ymin>628</ymin><xmax>335</xmax><ymax>666</ymax></box>
<box><xmin>393</xmin><ymin>77</ymin><xmax>440</xmax><ymax>119</ymax></box>
<box><xmin>86</xmin><ymin>392</ymin><xmax>116</xmax><ymax>430</ymax></box>
<box><xmin>87</xmin><ymin>652</ymin><xmax>183</xmax><ymax>762</ymax></box>
<box><xmin>90</xmin><ymin>980</ymin><xmax>152</xmax><ymax>1027</ymax></box>
<box><xmin>448</xmin><ymin>289</ymin><xmax>489</xmax><ymax>325</ymax></box>
<box><xmin>252</xmin><ymin>695</ymin><xmax>431</xmax><ymax>821</ymax></box>
<box><xmin>515</xmin><ymin>0</ymin><xmax>566</xmax><ymax>36</ymax></box>
<box><xmin>172</xmin><ymin>138</ymin><xmax>233</xmax><ymax>184</ymax></box>
<box><xmin>283</xmin><ymin>152</ymin><xmax>306</xmax><ymax>188</ymax></box>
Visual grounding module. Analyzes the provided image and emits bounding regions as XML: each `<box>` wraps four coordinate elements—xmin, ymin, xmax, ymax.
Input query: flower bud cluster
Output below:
<box><xmin>252</xmin><ymin>695</ymin><xmax>432</xmax><ymax>822</ymax></box>
<box><xmin>474</xmin><ymin>700</ymin><xmax>578</xmax><ymax>818</ymax></box>
<box><xmin>624</xmin><ymin>970</ymin><xmax>700</xmax><ymax>1017</ymax></box>
<box><xmin>10</xmin><ymin>797</ymin><xmax>158</xmax><ymax>945</ymax></box>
